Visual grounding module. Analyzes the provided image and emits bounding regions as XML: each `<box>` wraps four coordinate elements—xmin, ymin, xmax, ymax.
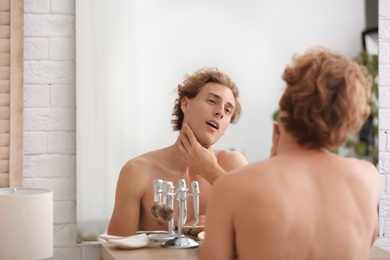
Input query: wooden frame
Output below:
<box><xmin>0</xmin><ymin>0</ymin><xmax>23</xmax><ymax>187</ymax></box>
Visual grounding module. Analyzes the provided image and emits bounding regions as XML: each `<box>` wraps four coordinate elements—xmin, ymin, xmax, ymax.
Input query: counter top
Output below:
<box><xmin>101</xmin><ymin>242</ymin><xmax>390</xmax><ymax>260</ymax></box>
<box><xmin>101</xmin><ymin>242</ymin><xmax>199</xmax><ymax>260</ymax></box>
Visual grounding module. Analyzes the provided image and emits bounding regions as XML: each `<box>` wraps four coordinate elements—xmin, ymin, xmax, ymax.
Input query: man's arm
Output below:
<box><xmin>198</xmin><ymin>176</ymin><xmax>236</xmax><ymax>260</ymax></box>
<box><xmin>178</xmin><ymin>123</ymin><xmax>248</xmax><ymax>184</ymax></box>
<box><xmin>107</xmin><ymin>161</ymin><xmax>144</xmax><ymax>236</ymax></box>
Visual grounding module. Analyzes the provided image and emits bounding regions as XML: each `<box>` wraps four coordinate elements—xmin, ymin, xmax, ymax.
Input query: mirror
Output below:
<box><xmin>76</xmin><ymin>0</ymin><xmax>373</xmax><ymax>241</ymax></box>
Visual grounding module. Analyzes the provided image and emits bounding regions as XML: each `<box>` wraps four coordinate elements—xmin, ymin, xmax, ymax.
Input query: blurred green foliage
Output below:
<box><xmin>349</xmin><ymin>51</ymin><xmax>378</xmax><ymax>165</ymax></box>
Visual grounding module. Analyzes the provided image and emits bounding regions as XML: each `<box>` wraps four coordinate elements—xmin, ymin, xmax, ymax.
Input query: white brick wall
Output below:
<box><xmin>23</xmin><ymin>0</ymin><xmax>99</xmax><ymax>259</ymax></box>
<box><xmin>375</xmin><ymin>0</ymin><xmax>390</xmax><ymax>251</ymax></box>
<box><xmin>21</xmin><ymin>0</ymin><xmax>390</xmax><ymax>258</ymax></box>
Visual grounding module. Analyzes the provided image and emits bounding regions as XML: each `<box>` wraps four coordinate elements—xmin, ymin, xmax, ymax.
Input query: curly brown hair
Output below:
<box><xmin>279</xmin><ymin>46</ymin><xmax>372</xmax><ymax>149</ymax></box>
<box><xmin>171</xmin><ymin>67</ymin><xmax>242</xmax><ymax>131</ymax></box>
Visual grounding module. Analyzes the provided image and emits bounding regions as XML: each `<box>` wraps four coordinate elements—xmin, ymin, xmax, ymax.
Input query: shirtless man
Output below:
<box><xmin>199</xmin><ymin>47</ymin><xmax>381</xmax><ymax>260</ymax></box>
<box><xmin>107</xmin><ymin>67</ymin><xmax>248</xmax><ymax>236</ymax></box>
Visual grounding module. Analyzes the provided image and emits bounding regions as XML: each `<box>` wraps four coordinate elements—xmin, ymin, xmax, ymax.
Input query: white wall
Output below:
<box><xmin>378</xmin><ymin>0</ymin><xmax>390</xmax><ymax>250</ymax></box>
<box><xmin>134</xmin><ymin>0</ymin><xmax>366</xmax><ymax>162</ymax></box>
<box><xmin>24</xmin><ymin>0</ymin><xmax>98</xmax><ymax>258</ymax></box>
<box><xmin>22</xmin><ymin>0</ymin><xmax>390</xmax><ymax>259</ymax></box>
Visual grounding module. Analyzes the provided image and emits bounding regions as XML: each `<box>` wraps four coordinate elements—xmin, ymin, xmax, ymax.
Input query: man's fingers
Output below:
<box><xmin>179</xmin><ymin>132</ymin><xmax>190</xmax><ymax>150</ymax></box>
<box><xmin>178</xmin><ymin>143</ymin><xmax>188</xmax><ymax>161</ymax></box>
<box><xmin>182</xmin><ymin>123</ymin><xmax>197</xmax><ymax>145</ymax></box>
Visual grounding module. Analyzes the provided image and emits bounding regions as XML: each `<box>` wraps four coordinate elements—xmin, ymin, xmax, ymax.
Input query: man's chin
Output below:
<box><xmin>199</xmin><ymin>139</ymin><xmax>219</xmax><ymax>149</ymax></box>
<box><xmin>195</xmin><ymin>132</ymin><xmax>221</xmax><ymax>148</ymax></box>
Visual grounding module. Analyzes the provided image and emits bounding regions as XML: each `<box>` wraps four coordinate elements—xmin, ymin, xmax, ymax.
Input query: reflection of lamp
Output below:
<box><xmin>0</xmin><ymin>188</ymin><xmax>53</xmax><ymax>259</ymax></box>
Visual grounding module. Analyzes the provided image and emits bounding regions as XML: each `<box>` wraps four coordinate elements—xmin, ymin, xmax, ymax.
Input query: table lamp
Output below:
<box><xmin>0</xmin><ymin>188</ymin><xmax>53</xmax><ymax>260</ymax></box>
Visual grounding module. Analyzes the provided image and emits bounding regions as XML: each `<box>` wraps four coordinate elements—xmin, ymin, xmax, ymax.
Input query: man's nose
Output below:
<box><xmin>214</xmin><ymin>106</ymin><xmax>224</xmax><ymax>118</ymax></box>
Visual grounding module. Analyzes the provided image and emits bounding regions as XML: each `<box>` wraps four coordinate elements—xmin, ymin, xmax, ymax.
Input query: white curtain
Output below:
<box><xmin>76</xmin><ymin>0</ymin><xmax>139</xmax><ymax>224</ymax></box>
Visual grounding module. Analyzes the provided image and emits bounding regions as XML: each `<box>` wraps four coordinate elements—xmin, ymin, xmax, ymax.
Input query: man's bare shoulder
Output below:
<box><xmin>214</xmin><ymin>160</ymin><xmax>272</xmax><ymax>190</ymax></box>
<box><xmin>121</xmin><ymin>155</ymin><xmax>150</xmax><ymax>175</ymax></box>
<box><xmin>122</xmin><ymin>148</ymin><xmax>169</xmax><ymax>171</ymax></box>
<box><xmin>214</xmin><ymin>149</ymin><xmax>248</xmax><ymax>171</ymax></box>
<box><xmin>344</xmin><ymin>156</ymin><xmax>378</xmax><ymax>174</ymax></box>
<box><xmin>117</xmin><ymin>151</ymin><xmax>157</xmax><ymax>181</ymax></box>
<box><xmin>119</xmin><ymin>147</ymin><xmax>175</xmax><ymax>183</ymax></box>
<box><xmin>341</xmin><ymin>156</ymin><xmax>381</xmax><ymax>191</ymax></box>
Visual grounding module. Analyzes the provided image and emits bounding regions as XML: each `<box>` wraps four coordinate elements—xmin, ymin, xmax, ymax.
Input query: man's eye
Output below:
<box><xmin>208</xmin><ymin>99</ymin><xmax>216</xmax><ymax>104</ymax></box>
<box><xmin>225</xmin><ymin>108</ymin><xmax>232</xmax><ymax>115</ymax></box>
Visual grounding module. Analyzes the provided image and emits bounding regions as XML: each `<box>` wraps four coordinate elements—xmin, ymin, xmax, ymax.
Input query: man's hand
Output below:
<box><xmin>178</xmin><ymin>124</ymin><xmax>224</xmax><ymax>184</ymax></box>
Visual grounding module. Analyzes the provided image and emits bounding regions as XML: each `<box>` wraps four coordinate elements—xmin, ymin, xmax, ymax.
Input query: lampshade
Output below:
<box><xmin>0</xmin><ymin>188</ymin><xmax>53</xmax><ymax>260</ymax></box>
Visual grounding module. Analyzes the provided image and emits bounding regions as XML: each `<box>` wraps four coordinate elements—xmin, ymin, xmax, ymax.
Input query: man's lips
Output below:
<box><xmin>206</xmin><ymin>120</ymin><xmax>219</xmax><ymax>130</ymax></box>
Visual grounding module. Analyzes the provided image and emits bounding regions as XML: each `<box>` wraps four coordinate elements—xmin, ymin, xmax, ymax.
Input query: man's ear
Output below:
<box><xmin>181</xmin><ymin>97</ymin><xmax>189</xmax><ymax>113</ymax></box>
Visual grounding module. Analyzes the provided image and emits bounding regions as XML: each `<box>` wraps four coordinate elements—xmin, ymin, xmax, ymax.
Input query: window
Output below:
<box><xmin>0</xmin><ymin>0</ymin><xmax>23</xmax><ymax>188</ymax></box>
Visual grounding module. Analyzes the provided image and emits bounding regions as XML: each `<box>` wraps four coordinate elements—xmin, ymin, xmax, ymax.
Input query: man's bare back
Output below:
<box><xmin>211</xmin><ymin>150</ymin><xmax>380</xmax><ymax>259</ymax></box>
